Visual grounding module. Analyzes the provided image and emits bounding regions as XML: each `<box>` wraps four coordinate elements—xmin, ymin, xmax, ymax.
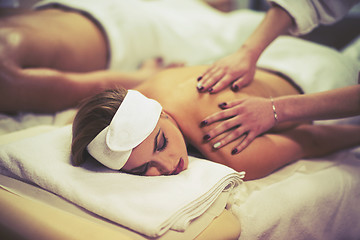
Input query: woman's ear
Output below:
<box><xmin>161</xmin><ymin>111</ymin><xmax>169</xmax><ymax>119</ymax></box>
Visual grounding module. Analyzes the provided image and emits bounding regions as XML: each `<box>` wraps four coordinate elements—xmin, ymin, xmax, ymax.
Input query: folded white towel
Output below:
<box><xmin>0</xmin><ymin>125</ymin><xmax>244</xmax><ymax>237</ymax></box>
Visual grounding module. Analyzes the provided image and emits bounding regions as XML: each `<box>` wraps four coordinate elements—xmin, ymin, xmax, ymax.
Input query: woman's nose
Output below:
<box><xmin>147</xmin><ymin>156</ymin><xmax>177</xmax><ymax>176</ymax></box>
<box><xmin>146</xmin><ymin>166</ymin><xmax>162</xmax><ymax>176</ymax></box>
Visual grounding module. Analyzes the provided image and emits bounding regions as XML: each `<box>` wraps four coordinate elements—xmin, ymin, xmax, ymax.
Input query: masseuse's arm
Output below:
<box><xmin>197</xmin><ymin>5</ymin><xmax>293</xmax><ymax>93</ymax></box>
<box><xmin>203</xmin><ymin>123</ymin><xmax>360</xmax><ymax>180</ymax></box>
<box><xmin>201</xmin><ymin>84</ymin><xmax>360</xmax><ymax>153</ymax></box>
<box><xmin>0</xmin><ymin>68</ymin><xmax>145</xmax><ymax>113</ymax></box>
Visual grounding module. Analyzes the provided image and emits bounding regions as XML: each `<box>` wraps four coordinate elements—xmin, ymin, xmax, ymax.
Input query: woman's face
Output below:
<box><xmin>122</xmin><ymin>113</ymin><xmax>189</xmax><ymax>176</ymax></box>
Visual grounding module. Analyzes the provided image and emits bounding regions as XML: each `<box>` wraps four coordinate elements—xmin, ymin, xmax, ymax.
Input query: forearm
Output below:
<box><xmin>0</xmin><ymin>68</ymin><xmax>147</xmax><ymax>113</ymax></box>
<box><xmin>296</xmin><ymin>124</ymin><xmax>360</xmax><ymax>158</ymax></box>
<box><xmin>239</xmin><ymin>5</ymin><xmax>293</xmax><ymax>60</ymax></box>
<box><xmin>66</xmin><ymin>70</ymin><xmax>148</xmax><ymax>90</ymax></box>
<box><xmin>275</xmin><ymin>85</ymin><xmax>360</xmax><ymax>122</ymax></box>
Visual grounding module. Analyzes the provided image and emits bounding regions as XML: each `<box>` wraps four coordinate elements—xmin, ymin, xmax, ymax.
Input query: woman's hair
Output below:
<box><xmin>71</xmin><ymin>88</ymin><xmax>128</xmax><ymax>166</ymax></box>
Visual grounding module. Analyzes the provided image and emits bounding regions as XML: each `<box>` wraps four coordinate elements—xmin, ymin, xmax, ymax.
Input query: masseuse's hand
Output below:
<box><xmin>196</xmin><ymin>5</ymin><xmax>293</xmax><ymax>94</ymax></box>
<box><xmin>197</xmin><ymin>48</ymin><xmax>258</xmax><ymax>93</ymax></box>
<box><xmin>200</xmin><ymin>97</ymin><xmax>276</xmax><ymax>154</ymax></box>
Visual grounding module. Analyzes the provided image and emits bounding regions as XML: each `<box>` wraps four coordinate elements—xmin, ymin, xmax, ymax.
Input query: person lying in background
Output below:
<box><xmin>0</xmin><ymin>4</ymin><xmax>185</xmax><ymax>113</ymax></box>
<box><xmin>71</xmin><ymin>66</ymin><xmax>360</xmax><ymax>180</ymax></box>
<box><xmin>0</xmin><ymin>0</ymin><xmax>253</xmax><ymax>113</ymax></box>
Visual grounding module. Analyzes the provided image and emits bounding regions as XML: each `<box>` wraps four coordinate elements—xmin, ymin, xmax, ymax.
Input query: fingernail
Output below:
<box><xmin>203</xmin><ymin>134</ymin><xmax>211</xmax><ymax>141</ymax></box>
<box><xmin>197</xmin><ymin>83</ymin><xmax>204</xmax><ymax>91</ymax></box>
<box><xmin>197</xmin><ymin>76</ymin><xmax>202</xmax><ymax>81</ymax></box>
<box><xmin>213</xmin><ymin>142</ymin><xmax>221</xmax><ymax>149</ymax></box>
<box><xmin>200</xmin><ymin>120</ymin><xmax>208</xmax><ymax>127</ymax></box>
<box><xmin>231</xmin><ymin>85</ymin><xmax>239</xmax><ymax>92</ymax></box>
<box><xmin>218</xmin><ymin>102</ymin><xmax>227</xmax><ymax>109</ymax></box>
<box><xmin>231</xmin><ymin>148</ymin><xmax>238</xmax><ymax>155</ymax></box>
<box><xmin>208</xmin><ymin>87</ymin><xmax>213</xmax><ymax>93</ymax></box>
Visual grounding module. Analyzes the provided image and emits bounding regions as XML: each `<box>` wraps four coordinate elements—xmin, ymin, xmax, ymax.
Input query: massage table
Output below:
<box><xmin>0</xmin><ymin>111</ymin><xmax>243</xmax><ymax>240</ymax></box>
<box><xmin>0</xmin><ymin>109</ymin><xmax>360</xmax><ymax>240</ymax></box>
<box><xmin>0</xmin><ymin>178</ymin><xmax>239</xmax><ymax>240</ymax></box>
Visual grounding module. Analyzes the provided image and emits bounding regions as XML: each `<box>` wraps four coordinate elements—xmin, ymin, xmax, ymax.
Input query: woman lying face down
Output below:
<box><xmin>72</xmin><ymin>66</ymin><xmax>360</xmax><ymax>180</ymax></box>
<box><xmin>71</xmin><ymin>88</ymin><xmax>189</xmax><ymax>176</ymax></box>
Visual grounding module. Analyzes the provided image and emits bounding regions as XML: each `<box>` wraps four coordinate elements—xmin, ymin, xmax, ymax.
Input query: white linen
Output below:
<box><xmin>257</xmin><ymin>36</ymin><xmax>359</xmax><ymax>93</ymax></box>
<box><xmin>268</xmin><ymin>0</ymin><xmax>360</xmax><ymax>35</ymax></box>
<box><xmin>0</xmin><ymin>125</ymin><xmax>244</xmax><ymax>237</ymax></box>
<box><xmin>231</xmin><ymin>145</ymin><xmax>360</xmax><ymax>240</ymax></box>
<box><xmin>230</xmin><ymin>116</ymin><xmax>360</xmax><ymax>240</ymax></box>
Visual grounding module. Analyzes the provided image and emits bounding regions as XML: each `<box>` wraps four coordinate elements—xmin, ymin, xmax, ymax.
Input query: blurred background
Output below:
<box><xmin>1</xmin><ymin>0</ymin><xmax>359</xmax><ymax>49</ymax></box>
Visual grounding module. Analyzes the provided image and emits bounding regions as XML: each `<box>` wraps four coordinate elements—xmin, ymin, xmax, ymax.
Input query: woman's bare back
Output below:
<box><xmin>137</xmin><ymin>66</ymin><xmax>307</xmax><ymax>178</ymax></box>
<box><xmin>138</xmin><ymin>66</ymin><xmax>360</xmax><ymax>180</ymax></box>
<box><xmin>138</xmin><ymin>65</ymin><xmax>300</xmax><ymax>134</ymax></box>
<box><xmin>0</xmin><ymin>8</ymin><xmax>107</xmax><ymax>71</ymax></box>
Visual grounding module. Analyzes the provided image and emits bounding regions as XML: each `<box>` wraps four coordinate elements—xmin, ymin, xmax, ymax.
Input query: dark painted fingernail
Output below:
<box><xmin>203</xmin><ymin>134</ymin><xmax>211</xmax><ymax>141</ymax></box>
<box><xmin>208</xmin><ymin>87</ymin><xmax>213</xmax><ymax>93</ymax></box>
<box><xmin>200</xmin><ymin>120</ymin><xmax>208</xmax><ymax>127</ymax></box>
<box><xmin>218</xmin><ymin>102</ymin><xmax>227</xmax><ymax>109</ymax></box>
<box><xmin>197</xmin><ymin>76</ymin><xmax>202</xmax><ymax>81</ymax></box>
<box><xmin>197</xmin><ymin>82</ymin><xmax>204</xmax><ymax>91</ymax></box>
<box><xmin>231</xmin><ymin>85</ymin><xmax>239</xmax><ymax>92</ymax></box>
<box><xmin>231</xmin><ymin>148</ymin><xmax>238</xmax><ymax>155</ymax></box>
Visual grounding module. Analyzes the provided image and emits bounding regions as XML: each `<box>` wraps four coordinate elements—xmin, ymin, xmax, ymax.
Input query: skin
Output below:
<box><xmin>0</xmin><ymin>9</ymin><xmax>177</xmax><ymax>113</ymax></box>
<box><xmin>204</xmin><ymin>84</ymin><xmax>360</xmax><ymax>153</ymax></box>
<box><xmin>134</xmin><ymin>66</ymin><xmax>360</xmax><ymax>180</ymax></box>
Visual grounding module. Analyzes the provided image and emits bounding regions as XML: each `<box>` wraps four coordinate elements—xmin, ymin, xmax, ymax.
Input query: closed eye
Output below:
<box><xmin>157</xmin><ymin>132</ymin><xmax>168</xmax><ymax>152</ymax></box>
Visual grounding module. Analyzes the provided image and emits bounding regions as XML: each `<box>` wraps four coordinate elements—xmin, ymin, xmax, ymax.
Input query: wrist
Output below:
<box><xmin>273</xmin><ymin>95</ymin><xmax>300</xmax><ymax>123</ymax></box>
<box><xmin>238</xmin><ymin>44</ymin><xmax>262</xmax><ymax>61</ymax></box>
<box><xmin>269</xmin><ymin>96</ymin><xmax>279</xmax><ymax>125</ymax></box>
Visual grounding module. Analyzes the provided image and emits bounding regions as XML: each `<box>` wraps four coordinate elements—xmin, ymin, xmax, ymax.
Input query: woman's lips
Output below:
<box><xmin>171</xmin><ymin>158</ymin><xmax>184</xmax><ymax>175</ymax></box>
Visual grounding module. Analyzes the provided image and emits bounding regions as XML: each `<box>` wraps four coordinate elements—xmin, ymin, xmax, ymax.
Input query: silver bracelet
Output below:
<box><xmin>270</xmin><ymin>96</ymin><xmax>278</xmax><ymax>124</ymax></box>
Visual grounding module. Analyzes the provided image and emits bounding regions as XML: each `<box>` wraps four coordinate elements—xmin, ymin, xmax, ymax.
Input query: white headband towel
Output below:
<box><xmin>87</xmin><ymin>90</ymin><xmax>162</xmax><ymax>170</ymax></box>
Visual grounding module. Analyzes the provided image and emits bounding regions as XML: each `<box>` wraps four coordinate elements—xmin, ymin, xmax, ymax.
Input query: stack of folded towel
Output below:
<box><xmin>0</xmin><ymin>125</ymin><xmax>244</xmax><ymax>237</ymax></box>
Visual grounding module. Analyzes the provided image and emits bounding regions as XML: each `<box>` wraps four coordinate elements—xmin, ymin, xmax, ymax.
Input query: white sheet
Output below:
<box><xmin>0</xmin><ymin>125</ymin><xmax>244</xmax><ymax>237</ymax></box>
<box><xmin>231</xmin><ymin>145</ymin><xmax>360</xmax><ymax>240</ymax></box>
<box><xmin>258</xmin><ymin>36</ymin><xmax>359</xmax><ymax>93</ymax></box>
